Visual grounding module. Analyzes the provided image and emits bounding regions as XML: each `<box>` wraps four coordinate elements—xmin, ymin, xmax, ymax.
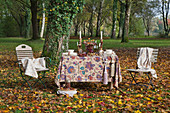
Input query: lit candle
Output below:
<box><xmin>101</xmin><ymin>31</ymin><xmax>103</xmax><ymax>40</ymax></box>
<box><xmin>80</xmin><ymin>31</ymin><xmax>81</xmax><ymax>39</ymax></box>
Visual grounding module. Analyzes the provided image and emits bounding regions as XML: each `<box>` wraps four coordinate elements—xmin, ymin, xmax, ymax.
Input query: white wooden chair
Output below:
<box><xmin>16</xmin><ymin>44</ymin><xmax>50</xmax><ymax>90</ymax></box>
<box><xmin>127</xmin><ymin>47</ymin><xmax>158</xmax><ymax>89</ymax></box>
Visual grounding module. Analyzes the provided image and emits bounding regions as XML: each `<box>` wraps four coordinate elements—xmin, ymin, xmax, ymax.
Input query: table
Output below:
<box><xmin>55</xmin><ymin>54</ymin><xmax>122</xmax><ymax>89</ymax></box>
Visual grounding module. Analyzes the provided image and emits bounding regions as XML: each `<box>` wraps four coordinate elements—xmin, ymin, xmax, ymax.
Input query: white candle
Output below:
<box><xmin>101</xmin><ymin>31</ymin><xmax>103</xmax><ymax>40</ymax></box>
<box><xmin>77</xmin><ymin>42</ymin><xmax>78</xmax><ymax>46</ymax></box>
<box><xmin>80</xmin><ymin>31</ymin><xmax>81</xmax><ymax>39</ymax></box>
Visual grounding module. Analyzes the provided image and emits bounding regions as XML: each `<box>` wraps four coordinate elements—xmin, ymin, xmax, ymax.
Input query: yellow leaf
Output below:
<box><xmin>148</xmin><ymin>101</ymin><xmax>152</xmax><ymax>104</ymax></box>
<box><xmin>73</xmin><ymin>94</ymin><xmax>78</xmax><ymax>99</ymax></box>
<box><xmin>146</xmin><ymin>97</ymin><xmax>150</xmax><ymax>100</ymax></box>
<box><xmin>77</xmin><ymin>105</ymin><xmax>81</xmax><ymax>108</ymax></box>
<box><xmin>73</xmin><ymin>106</ymin><xmax>77</xmax><ymax>108</ymax></box>
<box><xmin>93</xmin><ymin>109</ymin><xmax>97</xmax><ymax>113</ymax></box>
<box><xmin>62</xmin><ymin>107</ymin><xmax>65</xmax><ymax>111</ymax></box>
<box><xmin>68</xmin><ymin>102</ymin><xmax>72</xmax><ymax>106</ymax></box>
<box><xmin>78</xmin><ymin>100</ymin><xmax>82</xmax><ymax>104</ymax></box>
<box><xmin>111</xmin><ymin>100</ymin><xmax>114</xmax><ymax>103</ymax></box>
<box><xmin>88</xmin><ymin>105</ymin><xmax>91</xmax><ymax>107</ymax></box>
<box><xmin>118</xmin><ymin>99</ymin><xmax>122</xmax><ymax>105</ymax></box>
<box><xmin>116</xmin><ymin>90</ymin><xmax>119</xmax><ymax>94</ymax></box>
<box><xmin>83</xmin><ymin>102</ymin><xmax>86</xmax><ymax>106</ymax></box>
<box><xmin>158</xmin><ymin>97</ymin><xmax>162</xmax><ymax>100</ymax></box>
<box><xmin>2</xmin><ymin>110</ymin><xmax>10</xmax><ymax>113</ymax></box>
<box><xmin>134</xmin><ymin>110</ymin><xmax>141</xmax><ymax>113</ymax></box>
<box><xmin>80</xmin><ymin>94</ymin><xmax>84</xmax><ymax>96</ymax></box>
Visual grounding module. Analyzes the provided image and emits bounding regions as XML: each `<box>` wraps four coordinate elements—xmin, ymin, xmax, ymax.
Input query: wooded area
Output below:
<box><xmin>0</xmin><ymin>0</ymin><xmax>169</xmax><ymax>38</ymax></box>
<box><xmin>0</xmin><ymin>0</ymin><xmax>169</xmax><ymax>59</ymax></box>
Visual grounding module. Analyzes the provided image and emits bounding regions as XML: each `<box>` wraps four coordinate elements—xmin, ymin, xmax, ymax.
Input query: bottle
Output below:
<box><xmin>103</xmin><ymin>61</ymin><xmax>108</xmax><ymax>85</ymax></box>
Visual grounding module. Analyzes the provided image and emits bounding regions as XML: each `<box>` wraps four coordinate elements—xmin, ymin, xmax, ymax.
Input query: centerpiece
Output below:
<box><xmin>77</xmin><ymin>31</ymin><xmax>103</xmax><ymax>56</ymax></box>
<box><xmin>83</xmin><ymin>38</ymin><xmax>97</xmax><ymax>55</ymax></box>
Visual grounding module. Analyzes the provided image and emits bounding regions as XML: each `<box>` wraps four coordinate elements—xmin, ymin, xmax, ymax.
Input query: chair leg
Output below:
<box><xmin>20</xmin><ymin>70</ymin><xmax>32</xmax><ymax>90</ymax></box>
<box><xmin>129</xmin><ymin>72</ymin><xmax>148</xmax><ymax>88</ymax></box>
<box><xmin>146</xmin><ymin>73</ymin><xmax>154</xmax><ymax>89</ymax></box>
<box><xmin>129</xmin><ymin>72</ymin><xmax>138</xmax><ymax>87</ymax></box>
<box><xmin>33</xmin><ymin>71</ymin><xmax>47</xmax><ymax>89</ymax></box>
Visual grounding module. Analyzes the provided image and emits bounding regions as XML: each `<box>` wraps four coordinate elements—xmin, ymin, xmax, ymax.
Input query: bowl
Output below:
<box><xmin>70</xmin><ymin>52</ymin><xmax>77</xmax><ymax>56</ymax></box>
<box><xmin>106</xmin><ymin>49</ymin><xmax>113</xmax><ymax>54</ymax></box>
<box><xmin>62</xmin><ymin>52</ymin><xmax>68</xmax><ymax>56</ymax></box>
<box><xmin>68</xmin><ymin>49</ymin><xmax>74</xmax><ymax>53</ymax></box>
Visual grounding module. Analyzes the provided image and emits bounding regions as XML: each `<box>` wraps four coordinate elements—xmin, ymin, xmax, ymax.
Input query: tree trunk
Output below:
<box><xmin>42</xmin><ymin>13</ymin><xmax>58</xmax><ymax>58</ymax></box>
<box><xmin>89</xmin><ymin>11</ymin><xmax>94</xmax><ymax>37</ymax></box>
<box><xmin>75</xmin><ymin>25</ymin><xmax>78</xmax><ymax>36</ymax></box>
<box><xmin>74</xmin><ymin>18</ymin><xmax>79</xmax><ymax>36</ymax></box>
<box><xmin>121</xmin><ymin>0</ymin><xmax>132</xmax><ymax>43</ymax></box>
<box><xmin>84</xmin><ymin>21</ymin><xmax>86</xmax><ymax>36</ymax></box>
<box><xmin>117</xmin><ymin>1</ymin><xmax>125</xmax><ymax>39</ymax></box>
<box><xmin>30</xmin><ymin>0</ymin><xmax>39</xmax><ymax>40</ymax></box>
<box><xmin>111</xmin><ymin>0</ymin><xmax>118</xmax><ymax>39</ymax></box>
<box><xmin>162</xmin><ymin>0</ymin><xmax>169</xmax><ymax>37</ymax></box>
<box><xmin>42</xmin><ymin>0</ymin><xmax>84</xmax><ymax>60</ymax></box>
<box><xmin>143</xmin><ymin>17</ymin><xmax>151</xmax><ymax>36</ymax></box>
<box><xmin>89</xmin><ymin>3</ymin><xmax>95</xmax><ymax>37</ymax></box>
<box><xmin>124</xmin><ymin>0</ymin><xmax>132</xmax><ymax>37</ymax></box>
<box><xmin>75</xmin><ymin>20</ymin><xmax>78</xmax><ymax>36</ymax></box>
<box><xmin>19</xmin><ymin>15</ymin><xmax>25</xmax><ymax>37</ymax></box>
<box><xmin>96</xmin><ymin>0</ymin><xmax>105</xmax><ymax>37</ymax></box>
<box><xmin>24</xmin><ymin>0</ymin><xmax>31</xmax><ymax>38</ymax></box>
<box><xmin>40</xmin><ymin>3</ymin><xmax>45</xmax><ymax>38</ymax></box>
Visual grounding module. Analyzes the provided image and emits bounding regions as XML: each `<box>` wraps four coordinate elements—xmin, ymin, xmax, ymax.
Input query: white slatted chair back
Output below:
<box><xmin>137</xmin><ymin>48</ymin><xmax>159</xmax><ymax>63</ymax></box>
<box><xmin>16</xmin><ymin>44</ymin><xmax>34</xmax><ymax>63</ymax></box>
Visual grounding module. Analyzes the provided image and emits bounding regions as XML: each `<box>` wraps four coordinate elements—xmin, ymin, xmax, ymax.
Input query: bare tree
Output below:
<box><xmin>121</xmin><ymin>0</ymin><xmax>132</xmax><ymax>43</ymax></box>
<box><xmin>161</xmin><ymin>0</ymin><xmax>169</xmax><ymax>37</ymax></box>
<box><xmin>96</xmin><ymin>0</ymin><xmax>104</xmax><ymax>37</ymax></box>
<box><xmin>142</xmin><ymin>1</ymin><xmax>159</xmax><ymax>36</ymax></box>
<box><xmin>30</xmin><ymin>0</ymin><xmax>39</xmax><ymax>39</ymax></box>
<box><xmin>111</xmin><ymin>0</ymin><xmax>118</xmax><ymax>39</ymax></box>
<box><xmin>40</xmin><ymin>2</ymin><xmax>45</xmax><ymax>38</ymax></box>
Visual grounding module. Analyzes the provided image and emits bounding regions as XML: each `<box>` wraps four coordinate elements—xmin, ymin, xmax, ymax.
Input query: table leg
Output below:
<box><xmin>66</xmin><ymin>82</ymin><xmax>71</xmax><ymax>89</ymax></box>
<box><xmin>109</xmin><ymin>79</ymin><xmax>113</xmax><ymax>90</ymax></box>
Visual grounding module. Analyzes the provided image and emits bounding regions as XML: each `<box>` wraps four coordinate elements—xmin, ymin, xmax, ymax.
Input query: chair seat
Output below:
<box><xmin>127</xmin><ymin>69</ymin><xmax>154</xmax><ymax>73</ymax></box>
<box><xmin>36</xmin><ymin>68</ymin><xmax>49</xmax><ymax>72</ymax></box>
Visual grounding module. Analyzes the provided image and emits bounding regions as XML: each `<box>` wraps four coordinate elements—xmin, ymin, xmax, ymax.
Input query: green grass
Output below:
<box><xmin>0</xmin><ymin>37</ymin><xmax>44</xmax><ymax>51</ymax></box>
<box><xmin>0</xmin><ymin>37</ymin><xmax>170</xmax><ymax>51</ymax></box>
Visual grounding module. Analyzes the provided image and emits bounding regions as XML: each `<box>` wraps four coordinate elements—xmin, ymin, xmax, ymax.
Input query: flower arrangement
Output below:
<box><xmin>83</xmin><ymin>38</ymin><xmax>97</xmax><ymax>54</ymax></box>
<box><xmin>83</xmin><ymin>38</ymin><xmax>97</xmax><ymax>46</ymax></box>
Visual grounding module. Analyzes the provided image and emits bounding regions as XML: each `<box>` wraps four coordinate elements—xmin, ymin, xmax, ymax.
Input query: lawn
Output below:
<box><xmin>0</xmin><ymin>37</ymin><xmax>170</xmax><ymax>51</ymax></box>
<box><xmin>0</xmin><ymin>37</ymin><xmax>169</xmax><ymax>112</ymax></box>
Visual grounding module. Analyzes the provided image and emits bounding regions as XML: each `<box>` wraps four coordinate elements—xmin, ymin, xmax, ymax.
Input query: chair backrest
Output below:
<box><xmin>137</xmin><ymin>48</ymin><xmax>159</xmax><ymax>63</ymax></box>
<box><xmin>16</xmin><ymin>44</ymin><xmax>34</xmax><ymax>61</ymax></box>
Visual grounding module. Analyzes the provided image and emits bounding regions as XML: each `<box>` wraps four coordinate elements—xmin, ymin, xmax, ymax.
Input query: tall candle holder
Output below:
<box><xmin>78</xmin><ymin>30</ymin><xmax>83</xmax><ymax>55</ymax></box>
<box><xmin>78</xmin><ymin>44</ymin><xmax>83</xmax><ymax>55</ymax></box>
<box><xmin>100</xmin><ymin>39</ymin><xmax>103</xmax><ymax>50</ymax></box>
<box><xmin>99</xmin><ymin>39</ymin><xmax>103</xmax><ymax>56</ymax></box>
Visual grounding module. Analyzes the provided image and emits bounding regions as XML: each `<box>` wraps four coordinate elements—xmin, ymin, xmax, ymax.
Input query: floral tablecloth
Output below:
<box><xmin>55</xmin><ymin>55</ymin><xmax>122</xmax><ymax>88</ymax></box>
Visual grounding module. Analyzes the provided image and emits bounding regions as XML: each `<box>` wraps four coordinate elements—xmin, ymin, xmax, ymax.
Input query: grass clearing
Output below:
<box><xmin>0</xmin><ymin>38</ymin><xmax>170</xmax><ymax>52</ymax></box>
